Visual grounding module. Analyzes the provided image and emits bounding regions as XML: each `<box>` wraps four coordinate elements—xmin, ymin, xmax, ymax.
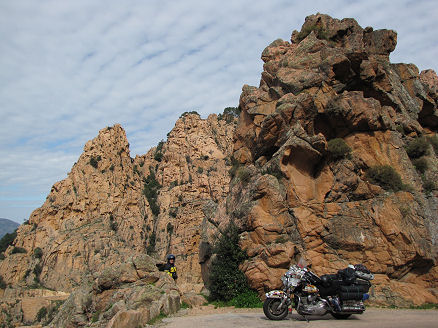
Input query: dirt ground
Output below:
<box><xmin>160</xmin><ymin>306</ymin><xmax>438</xmax><ymax>328</ymax></box>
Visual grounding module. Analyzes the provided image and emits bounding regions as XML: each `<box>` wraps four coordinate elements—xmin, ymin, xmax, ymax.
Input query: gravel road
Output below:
<box><xmin>161</xmin><ymin>307</ymin><xmax>438</xmax><ymax>328</ymax></box>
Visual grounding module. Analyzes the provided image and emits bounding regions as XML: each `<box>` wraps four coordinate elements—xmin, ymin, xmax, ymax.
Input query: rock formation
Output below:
<box><xmin>0</xmin><ymin>13</ymin><xmax>437</xmax><ymax>326</ymax></box>
<box><xmin>0</xmin><ymin>112</ymin><xmax>236</xmax><ymax>325</ymax></box>
<box><xmin>229</xmin><ymin>13</ymin><xmax>438</xmax><ymax>307</ymax></box>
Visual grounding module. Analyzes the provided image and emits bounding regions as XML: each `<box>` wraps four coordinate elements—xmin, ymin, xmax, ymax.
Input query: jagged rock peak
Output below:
<box><xmin>83</xmin><ymin>123</ymin><xmax>130</xmax><ymax>155</ymax></box>
<box><xmin>289</xmin><ymin>13</ymin><xmax>397</xmax><ymax>56</ymax></box>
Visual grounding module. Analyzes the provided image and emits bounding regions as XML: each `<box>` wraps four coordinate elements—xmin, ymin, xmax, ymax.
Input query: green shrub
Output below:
<box><xmin>109</xmin><ymin>215</ymin><xmax>118</xmax><ymax>232</ymax></box>
<box><xmin>406</xmin><ymin>137</ymin><xmax>429</xmax><ymax>159</ymax></box>
<box><xmin>208</xmin><ymin>221</ymin><xmax>250</xmax><ymax>302</ymax></box>
<box><xmin>33</xmin><ymin>247</ymin><xmax>43</xmax><ymax>259</ymax></box>
<box><xmin>180</xmin><ymin>111</ymin><xmax>200</xmax><ymax>118</ymax></box>
<box><xmin>24</xmin><ymin>269</ymin><xmax>31</xmax><ymax>278</ymax></box>
<box><xmin>412</xmin><ymin>157</ymin><xmax>428</xmax><ymax>173</ymax></box>
<box><xmin>327</xmin><ymin>138</ymin><xmax>351</xmax><ymax>160</ymax></box>
<box><xmin>33</xmin><ymin>264</ymin><xmax>42</xmax><ymax>277</ymax></box>
<box><xmin>154</xmin><ymin>151</ymin><xmax>163</xmax><ymax>162</ymax></box>
<box><xmin>46</xmin><ymin>300</ymin><xmax>64</xmax><ymax>324</ymax></box>
<box><xmin>169</xmin><ymin>180</ymin><xmax>178</xmax><ymax>189</ymax></box>
<box><xmin>0</xmin><ymin>275</ymin><xmax>6</xmax><ymax>289</ymax></box>
<box><xmin>0</xmin><ymin>230</ymin><xmax>17</xmax><ymax>253</ymax></box>
<box><xmin>365</xmin><ymin>165</ymin><xmax>403</xmax><ymax>191</ymax></box>
<box><xmin>169</xmin><ymin>207</ymin><xmax>178</xmax><ymax>218</ymax></box>
<box><xmin>0</xmin><ymin>253</ymin><xmax>4</xmax><ymax>260</ymax></box>
<box><xmin>181</xmin><ymin>301</ymin><xmax>191</xmax><ymax>309</ymax></box>
<box><xmin>197</xmin><ymin>167</ymin><xmax>204</xmax><ymax>174</ymax></box>
<box><xmin>36</xmin><ymin>306</ymin><xmax>47</xmax><ymax>322</ymax></box>
<box><xmin>146</xmin><ymin>232</ymin><xmax>156</xmax><ymax>254</ymax></box>
<box><xmin>218</xmin><ymin>107</ymin><xmax>241</xmax><ymax>122</ymax></box>
<box><xmin>428</xmin><ymin>135</ymin><xmax>438</xmax><ymax>155</ymax></box>
<box><xmin>297</xmin><ymin>24</ymin><xmax>329</xmax><ymax>42</ymax></box>
<box><xmin>166</xmin><ymin>222</ymin><xmax>174</xmax><ymax>235</ymax></box>
<box><xmin>236</xmin><ymin>167</ymin><xmax>251</xmax><ymax>184</ymax></box>
<box><xmin>228</xmin><ymin>157</ymin><xmax>240</xmax><ymax>178</ymax></box>
<box><xmin>154</xmin><ymin>140</ymin><xmax>165</xmax><ymax>162</ymax></box>
<box><xmin>423</xmin><ymin>180</ymin><xmax>436</xmax><ymax>194</ymax></box>
<box><xmin>143</xmin><ymin>169</ymin><xmax>161</xmax><ymax>216</ymax></box>
<box><xmin>262</xmin><ymin>166</ymin><xmax>283</xmax><ymax>180</ymax></box>
<box><xmin>91</xmin><ymin>310</ymin><xmax>100</xmax><ymax>323</ymax></box>
<box><xmin>11</xmin><ymin>246</ymin><xmax>27</xmax><ymax>254</ymax></box>
<box><xmin>89</xmin><ymin>155</ymin><xmax>102</xmax><ymax>168</ymax></box>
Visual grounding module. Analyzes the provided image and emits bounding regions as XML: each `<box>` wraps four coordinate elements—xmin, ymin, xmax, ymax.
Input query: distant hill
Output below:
<box><xmin>0</xmin><ymin>218</ymin><xmax>19</xmax><ymax>238</ymax></box>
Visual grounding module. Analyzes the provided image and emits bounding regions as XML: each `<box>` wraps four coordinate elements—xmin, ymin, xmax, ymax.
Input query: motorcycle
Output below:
<box><xmin>263</xmin><ymin>258</ymin><xmax>374</xmax><ymax>320</ymax></box>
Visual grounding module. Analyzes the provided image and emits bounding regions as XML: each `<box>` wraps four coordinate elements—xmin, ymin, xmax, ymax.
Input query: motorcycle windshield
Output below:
<box><xmin>297</xmin><ymin>257</ymin><xmax>308</xmax><ymax>269</ymax></box>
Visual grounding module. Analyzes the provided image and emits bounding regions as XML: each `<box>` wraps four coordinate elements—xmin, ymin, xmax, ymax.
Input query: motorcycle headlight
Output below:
<box><xmin>288</xmin><ymin>278</ymin><xmax>300</xmax><ymax>287</ymax></box>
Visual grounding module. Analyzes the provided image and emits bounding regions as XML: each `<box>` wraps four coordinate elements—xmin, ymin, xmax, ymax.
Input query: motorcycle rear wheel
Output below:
<box><xmin>263</xmin><ymin>298</ymin><xmax>288</xmax><ymax>320</ymax></box>
<box><xmin>331</xmin><ymin>313</ymin><xmax>352</xmax><ymax>319</ymax></box>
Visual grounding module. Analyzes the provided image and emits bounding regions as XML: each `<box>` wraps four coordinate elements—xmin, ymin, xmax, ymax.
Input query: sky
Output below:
<box><xmin>0</xmin><ymin>0</ymin><xmax>437</xmax><ymax>224</ymax></box>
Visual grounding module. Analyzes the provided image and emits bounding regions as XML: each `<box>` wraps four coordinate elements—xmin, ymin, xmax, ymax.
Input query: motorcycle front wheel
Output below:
<box><xmin>263</xmin><ymin>298</ymin><xmax>288</xmax><ymax>320</ymax></box>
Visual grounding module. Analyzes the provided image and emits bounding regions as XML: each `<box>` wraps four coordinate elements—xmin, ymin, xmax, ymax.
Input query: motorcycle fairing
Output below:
<box><xmin>265</xmin><ymin>290</ymin><xmax>286</xmax><ymax>299</ymax></box>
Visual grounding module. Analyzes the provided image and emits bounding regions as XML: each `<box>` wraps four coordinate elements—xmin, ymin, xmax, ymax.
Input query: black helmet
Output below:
<box><xmin>167</xmin><ymin>254</ymin><xmax>175</xmax><ymax>262</ymax></box>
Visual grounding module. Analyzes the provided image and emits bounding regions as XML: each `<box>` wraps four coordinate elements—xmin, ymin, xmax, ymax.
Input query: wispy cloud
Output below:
<box><xmin>0</xmin><ymin>0</ymin><xmax>436</xmax><ymax>222</ymax></box>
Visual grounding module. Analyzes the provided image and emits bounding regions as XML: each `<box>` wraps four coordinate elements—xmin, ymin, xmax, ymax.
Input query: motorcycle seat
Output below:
<box><xmin>320</xmin><ymin>274</ymin><xmax>338</xmax><ymax>287</ymax></box>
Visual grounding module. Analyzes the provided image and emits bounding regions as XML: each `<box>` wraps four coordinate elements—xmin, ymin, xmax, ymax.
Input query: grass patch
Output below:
<box><xmin>409</xmin><ymin>303</ymin><xmax>438</xmax><ymax>309</ymax></box>
<box><xmin>228</xmin><ymin>290</ymin><xmax>263</xmax><ymax>308</ymax></box>
<box><xmin>91</xmin><ymin>310</ymin><xmax>101</xmax><ymax>323</ymax></box>
<box><xmin>181</xmin><ymin>301</ymin><xmax>191</xmax><ymax>309</ymax></box>
<box><xmin>147</xmin><ymin>311</ymin><xmax>167</xmax><ymax>325</ymax></box>
<box><xmin>208</xmin><ymin>290</ymin><xmax>262</xmax><ymax>309</ymax></box>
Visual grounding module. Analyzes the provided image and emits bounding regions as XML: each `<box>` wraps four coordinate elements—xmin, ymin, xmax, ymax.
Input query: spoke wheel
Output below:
<box><xmin>263</xmin><ymin>298</ymin><xmax>288</xmax><ymax>321</ymax></box>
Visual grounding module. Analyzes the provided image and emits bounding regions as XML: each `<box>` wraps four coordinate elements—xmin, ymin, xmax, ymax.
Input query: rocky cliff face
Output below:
<box><xmin>1</xmin><ymin>13</ymin><xmax>437</xmax><ymax>326</ymax></box>
<box><xmin>229</xmin><ymin>14</ymin><xmax>438</xmax><ymax>306</ymax></box>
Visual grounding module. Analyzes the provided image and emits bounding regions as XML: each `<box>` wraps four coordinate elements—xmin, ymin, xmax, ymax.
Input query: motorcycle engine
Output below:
<box><xmin>298</xmin><ymin>296</ymin><xmax>328</xmax><ymax>316</ymax></box>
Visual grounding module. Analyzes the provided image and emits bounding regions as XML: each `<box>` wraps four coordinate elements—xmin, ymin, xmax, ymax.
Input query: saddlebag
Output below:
<box><xmin>339</xmin><ymin>280</ymin><xmax>371</xmax><ymax>300</ymax></box>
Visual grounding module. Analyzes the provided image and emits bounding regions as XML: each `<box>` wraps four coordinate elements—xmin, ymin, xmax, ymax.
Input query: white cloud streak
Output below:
<box><xmin>0</xmin><ymin>0</ymin><xmax>437</xmax><ymax>222</ymax></box>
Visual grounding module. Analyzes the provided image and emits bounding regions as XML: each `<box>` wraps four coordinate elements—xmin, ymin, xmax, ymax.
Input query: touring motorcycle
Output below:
<box><xmin>263</xmin><ymin>259</ymin><xmax>374</xmax><ymax>320</ymax></box>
